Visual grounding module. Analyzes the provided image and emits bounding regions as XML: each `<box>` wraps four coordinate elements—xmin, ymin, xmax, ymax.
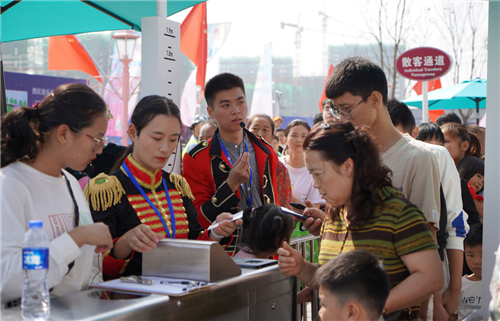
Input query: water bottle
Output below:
<box><xmin>21</xmin><ymin>220</ymin><xmax>50</xmax><ymax>321</ymax></box>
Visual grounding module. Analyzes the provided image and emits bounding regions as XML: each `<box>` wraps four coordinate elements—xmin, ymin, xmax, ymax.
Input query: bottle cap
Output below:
<box><xmin>29</xmin><ymin>220</ymin><xmax>43</xmax><ymax>229</ymax></box>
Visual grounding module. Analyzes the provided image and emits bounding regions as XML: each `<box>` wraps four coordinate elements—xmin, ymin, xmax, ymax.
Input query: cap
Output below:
<box><xmin>190</xmin><ymin>114</ymin><xmax>209</xmax><ymax>130</ymax></box>
<box><xmin>273</xmin><ymin>116</ymin><xmax>283</xmax><ymax>122</ymax></box>
<box><xmin>29</xmin><ymin>220</ymin><xmax>43</xmax><ymax>229</ymax></box>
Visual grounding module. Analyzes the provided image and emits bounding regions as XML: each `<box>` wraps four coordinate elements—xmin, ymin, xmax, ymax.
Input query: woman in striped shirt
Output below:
<box><xmin>278</xmin><ymin>122</ymin><xmax>444</xmax><ymax>321</ymax></box>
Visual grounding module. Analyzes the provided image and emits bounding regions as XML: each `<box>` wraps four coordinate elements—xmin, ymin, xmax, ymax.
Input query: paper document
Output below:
<box><xmin>92</xmin><ymin>276</ymin><xmax>214</xmax><ymax>296</ymax></box>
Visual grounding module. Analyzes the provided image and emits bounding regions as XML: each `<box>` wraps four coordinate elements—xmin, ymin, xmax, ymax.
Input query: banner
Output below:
<box><xmin>249</xmin><ymin>42</ymin><xmax>273</xmax><ymax>117</ymax></box>
<box><xmin>104</xmin><ymin>34</ymin><xmax>142</xmax><ymax>140</ymax></box>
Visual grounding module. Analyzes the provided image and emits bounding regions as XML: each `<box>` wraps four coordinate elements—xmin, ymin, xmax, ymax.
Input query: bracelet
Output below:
<box><xmin>211</xmin><ymin>229</ymin><xmax>225</xmax><ymax>239</ymax></box>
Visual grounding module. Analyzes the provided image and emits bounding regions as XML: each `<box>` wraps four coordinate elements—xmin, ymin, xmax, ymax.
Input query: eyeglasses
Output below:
<box><xmin>72</xmin><ymin>128</ymin><xmax>109</xmax><ymax>152</ymax></box>
<box><xmin>323</xmin><ymin>94</ymin><xmax>371</xmax><ymax>120</ymax></box>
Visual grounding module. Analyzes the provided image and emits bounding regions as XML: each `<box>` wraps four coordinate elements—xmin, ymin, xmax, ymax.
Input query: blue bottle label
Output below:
<box><xmin>23</xmin><ymin>248</ymin><xmax>49</xmax><ymax>270</ymax></box>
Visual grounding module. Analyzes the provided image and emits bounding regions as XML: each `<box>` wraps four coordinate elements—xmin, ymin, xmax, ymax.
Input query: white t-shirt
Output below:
<box><xmin>456</xmin><ymin>276</ymin><xmax>482</xmax><ymax>320</ymax></box>
<box><xmin>381</xmin><ymin>135</ymin><xmax>441</xmax><ymax>227</ymax></box>
<box><xmin>1</xmin><ymin>162</ymin><xmax>102</xmax><ymax>303</ymax></box>
<box><xmin>281</xmin><ymin>156</ymin><xmax>325</xmax><ymax>205</ymax></box>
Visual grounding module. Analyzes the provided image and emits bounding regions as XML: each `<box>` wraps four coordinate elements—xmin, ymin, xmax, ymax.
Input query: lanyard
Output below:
<box><xmin>217</xmin><ymin>134</ymin><xmax>253</xmax><ymax>207</ymax></box>
<box><xmin>122</xmin><ymin>162</ymin><xmax>176</xmax><ymax>239</ymax></box>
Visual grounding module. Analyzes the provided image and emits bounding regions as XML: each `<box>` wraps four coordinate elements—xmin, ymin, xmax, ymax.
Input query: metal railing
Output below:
<box><xmin>290</xmin><ymin>234</ymin><xmax>321</xmax><ymax>321</ymax></box>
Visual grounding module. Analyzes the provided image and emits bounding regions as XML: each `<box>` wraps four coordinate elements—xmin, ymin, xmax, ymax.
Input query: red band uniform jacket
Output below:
<box><xmin>86</xmin><ymin>154</ymin><xmax>212</xmax><ymax>279</ymax></box>
<box><xmin>182</xmin><ymin>128</ymin><xmax>280</xmax><ymax>256</ymax></box>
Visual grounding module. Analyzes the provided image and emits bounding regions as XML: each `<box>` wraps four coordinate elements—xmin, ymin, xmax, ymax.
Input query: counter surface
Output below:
<box><xmin>2</xmin><ymin>265</ymin><xmax>296</xmax><ymax>321</ymax></box>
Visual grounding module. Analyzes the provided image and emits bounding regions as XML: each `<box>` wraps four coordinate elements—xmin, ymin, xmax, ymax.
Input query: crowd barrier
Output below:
<box><xmin>290</xmin><ymin>233</ymin><xmax>321</xmax><ymax>321</ymax></box>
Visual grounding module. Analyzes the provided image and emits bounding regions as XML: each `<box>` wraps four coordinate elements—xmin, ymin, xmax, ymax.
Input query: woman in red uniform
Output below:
<box><xmin>86</xmin><ymin>95</ymin><xmax>240</xmax><ymax>279</ymax></box>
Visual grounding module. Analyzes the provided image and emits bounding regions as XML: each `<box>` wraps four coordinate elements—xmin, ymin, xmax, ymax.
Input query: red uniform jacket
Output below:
<box><xmin>182</xmin><ymin>128</ymin><xmax>279</xmax><ymax>256</ymax></box>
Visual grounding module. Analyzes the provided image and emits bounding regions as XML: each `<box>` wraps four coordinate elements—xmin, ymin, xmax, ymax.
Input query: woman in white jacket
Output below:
<box><xmin>1</xmin><ymin>83</ymin><xmax>113</xmax><ymax>306</ymax></box>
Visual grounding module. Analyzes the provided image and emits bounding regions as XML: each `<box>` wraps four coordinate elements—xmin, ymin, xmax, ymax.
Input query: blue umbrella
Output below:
<box><xmin>403</xmin><ymin>78</ymin><xmax>487</xmax><ymax>124</ymax></box>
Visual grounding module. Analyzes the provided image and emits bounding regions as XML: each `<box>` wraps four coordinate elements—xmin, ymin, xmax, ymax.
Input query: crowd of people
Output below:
<box><xmin>0</xmin><ymin>56</ymin><xmax>488</xmax><ymax>321</ymax></box>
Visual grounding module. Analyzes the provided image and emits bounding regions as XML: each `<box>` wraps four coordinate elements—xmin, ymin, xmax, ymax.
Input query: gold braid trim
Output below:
<box><xmin>84</xmin><ymin>173</ymin><xmax>125</xmax><ymax>211</ymax></box>
<box><xmin>169</xmin><ymin>173</ymin><xmax>195</xmax><ymax>201</ymax></box>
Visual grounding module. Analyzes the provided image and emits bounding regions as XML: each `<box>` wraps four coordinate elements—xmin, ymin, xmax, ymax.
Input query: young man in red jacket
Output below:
<box><xmin>183</xmin><ymin>73</ymin><xmax>279</xmax><ymax>256</ymax></box>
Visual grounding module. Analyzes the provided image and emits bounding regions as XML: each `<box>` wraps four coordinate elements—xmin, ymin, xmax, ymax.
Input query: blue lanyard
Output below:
<box><xmin>217</xmin><ymin>134</ymin><xmax>253</xmax><ymax>207</ymax></box>
<box><xmin>122</xmin><ymin>162</ymin><xmax>176</xmax><ymax>239</ymax></box>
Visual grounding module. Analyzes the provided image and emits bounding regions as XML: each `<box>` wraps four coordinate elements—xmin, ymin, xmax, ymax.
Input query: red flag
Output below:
<box><xmin>181</xmin><ymin>3</ymin><xmax>207</xmax><ymax>97</ymax></box>
<box><xmin>429</xmin><ymin>110</ymin><xmax>445</xmax><ymax>123</ymax></box>
<box><xmin>48</xmin><ymin>35</ymin><xmax>101</xmax><ymax>83</ymax></box>
<box><xmin>412</xmin><ymin>79</ymin><xmax>442</xmax><ymax>95</ymax></box>
<box><xmin>318</xmin><ymin>64</ymin><xmax>334</xmax><ymax>112</ymax></box>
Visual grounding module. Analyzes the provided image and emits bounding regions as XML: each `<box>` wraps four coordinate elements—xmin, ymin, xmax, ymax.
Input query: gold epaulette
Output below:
<box><xmin>169</xmin><ymin>173</ymin><xmax>195</xmax><ymax>201</ymax></box>
<box><xmin>187</xmin><ymin>140</ymin><xmax>209</xmax><ymax>158</ymax></box>
<box><xmin>84</xmin><ymin>173</ymin><xmax>125</xmax><ymax>212</ymax></box>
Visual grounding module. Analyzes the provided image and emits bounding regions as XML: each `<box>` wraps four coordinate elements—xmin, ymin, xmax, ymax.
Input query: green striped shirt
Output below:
<box><xmin>319</xmin><ymin>186</ymin><xmax>438</xmax><ymax>321</ymax></box>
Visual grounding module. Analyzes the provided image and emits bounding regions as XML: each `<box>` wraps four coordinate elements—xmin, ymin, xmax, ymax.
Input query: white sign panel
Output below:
<box><xmin>141</xmin><ymin>17</ymin><xmax>182</xmax><ymax>174</ymax></box>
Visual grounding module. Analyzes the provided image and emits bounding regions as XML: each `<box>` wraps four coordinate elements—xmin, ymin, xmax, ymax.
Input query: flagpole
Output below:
<box><xmin>422</xmin><ymin>80</ymin><xmax>429</xmax><ymax>123</ymax></box>
<box><xmin>1</xmin><ymin>43</ymin><xmax>7</xmax><ymax>117</ymax></box>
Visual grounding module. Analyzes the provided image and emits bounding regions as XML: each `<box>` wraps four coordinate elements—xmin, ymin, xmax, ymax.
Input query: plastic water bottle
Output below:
<box><xmin>21</xmin><ymin>220</ymin><xmax>50</xmax><ymax>321</ymax></box>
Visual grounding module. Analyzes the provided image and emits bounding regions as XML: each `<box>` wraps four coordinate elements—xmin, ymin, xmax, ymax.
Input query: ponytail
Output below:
<box><xmin>1</xmin><ymin>107</ymin><xmax>40</xmax><ymax>167</ymax></box>
<box><xmin>241</xmin><ymin>204</ymin><xmax>295</xmax><ymax>255</ymax></box>
<box><xmin>441</xmin><ymin>123</ymin><xmax>482</xmax><ymax>158</ymax></box>
<box><xmin>468</xmin><ymin>133</ymin><xmax>482</xmax><ymax>158</ymax></box>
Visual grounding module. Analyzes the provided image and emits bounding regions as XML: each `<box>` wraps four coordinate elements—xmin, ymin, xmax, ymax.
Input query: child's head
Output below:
<box><xmin>416</xmin><ymin>122</ymin><xmax>445</xmax><ymax>146</ymax></box>
<box><xmin>312</xmin><ymin>250</ymin><xmax>390</xmax><ymax>321</ymax></box>
<box><xmin>464</xmin><ymin>223</ymin><xmax>483</xmax><ymax>278</ymax></box>
<box><xmin>241</xmin><ymin>204</ymin><xmax>294</xmax><ymax>258</ymax></box>
<box><xmin>441</xmin><ymin>123</ymin><xmax>482</xmax><ymax>164</ymax></box>
<box><xmin>457</xmin><ymin>156</ymin><xmax>485</xmax><ymax>193</ymax></box>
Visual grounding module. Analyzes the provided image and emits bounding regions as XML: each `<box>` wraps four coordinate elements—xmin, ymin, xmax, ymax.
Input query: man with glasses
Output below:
<box><xmin>321</xmin><ymin>56</ymin><xmax>442</xmax><ymax>320</ymax></box>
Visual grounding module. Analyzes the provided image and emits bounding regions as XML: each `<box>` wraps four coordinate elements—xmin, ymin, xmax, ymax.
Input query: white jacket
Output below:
<box><xmin>1</xmin><ymin>162</ymin><xmax>102</xmax><ymax>303</ymax></box>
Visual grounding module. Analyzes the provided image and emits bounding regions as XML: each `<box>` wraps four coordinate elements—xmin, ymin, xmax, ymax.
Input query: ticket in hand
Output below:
<box><xmin>207</xmin><ymin>211</ymin><xmax>243</xmax><ymax>231</ymax></box>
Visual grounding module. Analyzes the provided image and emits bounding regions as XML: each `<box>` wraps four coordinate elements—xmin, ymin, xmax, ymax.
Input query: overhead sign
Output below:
<box><xmin>396</xmin><ymin>47</ymin><xmax>452</xmax><ymax>81</ymax></box>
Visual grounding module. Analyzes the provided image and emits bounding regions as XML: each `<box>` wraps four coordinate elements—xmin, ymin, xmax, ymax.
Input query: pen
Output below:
<box><xmin>160</xmin><ymin>281</ymin><xmax>191</xmax><ymax>285</ymax></box>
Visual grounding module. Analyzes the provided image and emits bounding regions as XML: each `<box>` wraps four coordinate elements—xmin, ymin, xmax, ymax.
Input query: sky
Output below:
<box><xmin>169</xmin><ymin>0</ymin><xmax>489</xmax><ymax>96</ymax></box>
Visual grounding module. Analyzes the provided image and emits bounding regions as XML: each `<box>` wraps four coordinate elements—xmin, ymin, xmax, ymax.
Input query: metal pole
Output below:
<box><xmin>422</xmin><ymin>80</ymin><xmax>429</xmax><ymax>123</ymax></box>
<box><xmin>156</xmin><ymin>0</ymin><xmax>167</xmax><ymax>18</ymax></box>
<box><xmin>121</xmin><ymin>58</ymin><xmax>132</xmax><ymax>146</ymax></box>
<box><xmin>476</xmin><ymin>99</ymin><xmax>480</xmax><ymax>125</ymax></box>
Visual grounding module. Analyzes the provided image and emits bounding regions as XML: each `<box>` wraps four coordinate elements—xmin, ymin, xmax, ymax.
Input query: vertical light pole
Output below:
<box><xmin>112</xmin><ymin>30</ymin><xmax>139</xmax><ymax>146</ymax></box>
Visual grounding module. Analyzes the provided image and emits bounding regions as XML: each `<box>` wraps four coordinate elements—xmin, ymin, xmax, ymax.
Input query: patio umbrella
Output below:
<box><xmin>0</xmin><ymin>0</ymin><xmax>206</xmax><ymax>117</ymax></box>
<box><xmin>403</xmin><ymin>78</ymin><xmax>487</xmax><ymax>124</ymax></box>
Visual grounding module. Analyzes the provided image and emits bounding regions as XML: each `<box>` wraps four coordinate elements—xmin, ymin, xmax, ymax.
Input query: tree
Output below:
<box><xmin>434</xmin><ymin>1</ymin><xmax>487</xmax><ymax>124</ymax></box>
<box><xmin>362</xmin><ymin>0</ymin><xmax>412</xmax><ymax>99</ymax></box>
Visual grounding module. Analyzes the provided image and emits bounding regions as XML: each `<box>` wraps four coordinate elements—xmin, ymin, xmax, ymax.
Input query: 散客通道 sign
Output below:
<box><xmin>396</xmin><ymin>47</ymin><xmax>452</xmax><ymax>81</ymax></box>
